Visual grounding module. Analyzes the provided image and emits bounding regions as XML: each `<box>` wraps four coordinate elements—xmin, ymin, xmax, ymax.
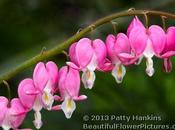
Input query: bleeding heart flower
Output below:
<box><xmin>128</xmin><ymin>17</ymin><xmax>166</xmax><ymax>76</ymax></box>
<box><xmin>53</xmin><ymin>66</ymin><xmax>87</xmax><ymax>119</ymax></box>
<box><xmin>33</xmin><ymin>61</ymin><xmax>58</xmax><ymax>110</ymax></box>
<box><xmin>18</xmin><ymin>61</ymin><xmax>58</xmax><ymax>129</ymax></box>
<box><xmin>18</xmin><ymin>78</ymin><xmax>41</xmax><ymax>129</ymax></box>
<box><xmin>67</xmin><ymin>38</ymin><xmax>110</xmax><ymax>89</ymax></box>
<box><xmin>159</xmin><ymin>27</ymin><xmax>175</xmax><ymax>72</ymax></box>
<box><xmin>106</xmin><ymin>33</ymin><xmax>136</xmax><ymax>83</ymax></box>
<box><xmin>0</xmin><ymin>96</ymin><xmax>29</xmax><ymax>130</ymax></box>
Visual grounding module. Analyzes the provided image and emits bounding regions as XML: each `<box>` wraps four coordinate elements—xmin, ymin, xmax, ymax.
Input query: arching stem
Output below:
<box><xmin>1</xmin><ymin>9</ymin><xmax>175</xmax><ymax>84</ymax></box>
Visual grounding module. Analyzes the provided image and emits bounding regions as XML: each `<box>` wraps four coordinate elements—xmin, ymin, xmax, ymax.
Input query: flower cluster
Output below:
<box><xmin>1</xmin><ymin>16</ymin><xmax>175</xmax><ymax>130</ymax></box>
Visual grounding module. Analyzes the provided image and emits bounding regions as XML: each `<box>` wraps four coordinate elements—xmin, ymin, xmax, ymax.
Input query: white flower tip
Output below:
<box><xmin>33</xmin><ymin>111</ymin><xmax>43</xmax><ymax>129</ymax></box>
<box><xmin>146</xmin><ymin>67</ymin><xmax>154</xmax><ymax>77</ymax></box>
<box><xmin>112</xmin><ymin>64</ymin><xmax>126</xmax><ymax>84</ymax></box>
<box><xmin>116</xmin><ymin>77</ymin><xmax>123</xmax><ymax>84</ymax></box>
<box><xmin>145</xmin><ymin>57</ymin><xmax>154</xmax><ymax>77</ymax></box>
<box><xmin>33</xmin><ymin>120</ymin><xmax>43</xmax><ymax>129</ymax></box>
<box><xmin>82</xmin><ymin>70</ymin><xmax>95</xmax><ymax>89</ymax></box>
<box><xmin>61</xmin><ymin>97</ymin><xmax>76</xmax><ymax>119</ymax></box>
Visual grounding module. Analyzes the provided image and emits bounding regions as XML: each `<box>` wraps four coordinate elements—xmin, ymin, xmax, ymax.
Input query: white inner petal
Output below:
<box><xmin>145</xmin><ymin>57</ymin><xmax>154</xmax><ymax>77</ymax></box>
<box><xmin>143</xmin><ymin>39</ymin><xmax>155</xmax><ymax>77</ymax></box>
<box><xmin>82</xmin><ymin>69</ymin><xmax>96</xmax><ymax>89</ymax></box>
<box><xmin>87</xmin><ymin>54</ymin><xmax>97</xmax><ymax>71</ymax></box>
<box><xmin>42</xmin><ymin>81</ymin><xmax>54</xmax><ymax>110</ymax></box>
<box><xmin>61</xmin><ymin>97</ymin><xmax>76</xmax><ymax>119</ymax></box>
<box><xmin>33</xmin><ymin>96</ymin><xmax>42</xmax><ymax>112</ymax></box>
<box><xmin>143</xmin><ymin>39</ymin><xmax>154</xmax><ymax>58</ymax></box>
<box><xmin>33</xmin><ymin>96</ymin><xmax>43</xmax><ymax>129</ymax></box>
<box><xmin>33</xmin><ymin>111</ymin><xmax>43</xmax><ymax>129</ymax></box>
<box><xmin>112</xmin><ymin>64</ymin><xmax>126</xmax><ymax>84</ymax></box>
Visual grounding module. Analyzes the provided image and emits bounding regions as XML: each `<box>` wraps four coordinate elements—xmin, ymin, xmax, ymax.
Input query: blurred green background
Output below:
<box><xmin>1</xmin><ymin>0</ymin><xmax>175</xmax><ymax>130</ymax></box>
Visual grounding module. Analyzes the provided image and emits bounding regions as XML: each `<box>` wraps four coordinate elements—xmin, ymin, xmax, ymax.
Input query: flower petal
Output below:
<box><xmin>163</xmin><ymin>58</ymin><xmax>172</xmax><ymax>73</ymax></box>
<box><xmin>73</xmin><ymin>95</ymin><xmax>87</xmax><ymax>101</ymax></box>
<box><xmin>69</xmin><ymin>42</ymin><xmax>79</xmax><ymax>66</ymax></box>
<box><xmin>61</xmin><ymin>97</ymin><xmax>76</xmax><ymax>119</ymax></box>
<box><xmin>82</xmin><ymin>69</ymin><xmax>96</xmax><ymax>89</ymax></box>
<box><xmin>64</xmin><ymin>67</ymin><xmax>80</xmax><ymax>97</ymax></box>
<box><xmin>166</xmin><ymin>27</ymin><xmax>175</xmax><ymax>51</ymax></box>
<box><xmin>66</xmin><ymin>62</ymin><xmax>80</xmax><ymax>70</ymax></box>
<box><xmin>41</xmin><ymin>81</ymin><xmax>54</xmax><ymax>110</ymax></box>
<box><xmin>18</xmin><ymin>79</ymin><xmax>37</xmax><ymax>110</ymax></box>
<box><xmin>58</xmin><ymin>66</ymin><xmax>68</xmax><ymax>98</ymax></box>
<box><xmin>46</xmin><ymin>61</ymin><xmax>59</xmax><ymax>91</ymax></box>
<box><xmin>33</xmin><ymin>111</ymin><xmax>43</xmax><ymax>129</ymax></box>
<box><xmin>129</xmin><ymin>26</ymin><xmax>147</xmax><ymax>56</ymax></box>
<box><xmin>127</xmin><ymin>16</ymin><xmax>145</xmax><ymax>36</ymax></box>
<box><xmin>114</xmin><ymin>33</ymin><xmax>130</xmax><ymax>54</ymax></box>
<box><xmin>149</xmin><ymin>25</ymin><xmax>166</xmax><ymax>55</ymax></box>
<box><xmin>106</xmin><ymin>34</ymin><xmax>118</xmax><ymax>62</ymax></box>
<box><xmin>33</xmin><ymin>62</ymin><xmax>49</xmax><ymax>91</ymax></box>
<box><xmin>92</xmin><ymin>39</ymin><xmax>106</xmax><ymax>65</ymax></box>
<box><xmin>75</xmin><ymin>38</ymin><xmax>94</xmax><ymax>68</ymax></box>
<box><xmin>111</xmin><ymin>64</ymin><xmax>126</xmax><ymax>83</ymax></box>
<box><xmin>145</xmin><ymin>57</ymin><xmax>154</xmax><ymax>77</ymax></box>
<box><xmin>0</xmin><ymin>96</ymin><xmax>8</xmax><ymax>125</ymax></box>
<box><xmin>97</xmin><ymin>59</ymin><xmax>114</xmax><ymax>72</ymax></box>
<box><xmin>160</xmin><ymin>51</ymin><xmax>175</xmax><ymax>58</ymax></box>
<box><xmin>9</xmin><ymin>98</ymin><xmax>27</xmax><ymax>129</ymax></box>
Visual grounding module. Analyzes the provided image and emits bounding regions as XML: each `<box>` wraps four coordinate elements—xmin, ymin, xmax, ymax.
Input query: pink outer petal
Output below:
<box><xmin>69</xmin><ymin>42</ymin><xmax>79</xmax><ymax>66</ymax></box>
<box><xmin>9</xmin><ymin>98</ymin><xmax>27</xmax><ymax>129</ymax></box>
<box><xmin>118</xmin><ymin>53</ymin><xmax>135</xmax><ymax>59</ymax></box>
<box><xmin>118</xmin><ymin>53</ymin><xmax>137</xmax><ymax>65</ymax></box>
<box><xmin>166</xmin><ymin>27</ymin><xmax>175</xmax><ymax>51</ymax></box>
<box><xmin>129</xmin><ymin>26</ymin><xmax>148</xmax><ymax>56</ymax></box>
<box><xmin>18</xmin><ymin>78</ymin><xmax>37</xmax><ymax>110</ymax></box>
<box><xmin>66</xmin><ymin>62</ymin><xmax>81</xmax><ymax>70</ymax></box>
<box><xmin>106</xmin><ymin>34</ymin><xmax>118</xmax><ymax>62</ymax></box>
<box><xmin>75</xmin><ymin>38</ymin><xmax>94</xmax><ymax>68</ymax></box>
<box><xmin>114</xmin><ymin>33</ymin><xmax>130</xmax><ymax>55</ymax></box>
<box><xmin>149</xmin><ymin>25</ymin><xmax>166</xmax><ymax>55</ymax></box>
<box><xmin>64</xmin><ymin>67</ymin><xmax>80</xmax><ymax>98</ymax></box>
<box><xmin>163</xmin><ymin>58</ymin><xmax>172</xmax><ymax>73</ymax></box>
<box><xmin>92</xmin><ymin>39</ymin><xmax>107</xmax><ymax>65</ymax></box>
<box><xmin>0</xmin><ymin>96</ymin><xmax>8</xmax><ymax>125</ymax></box>
<box><xmin>52</xmin><ymin>105</ymin><xmax>61</xmax><ymax>111</ymax></box>
<box><xmin>46</xmin><ymin>61</ymin><xmax>59</xmax><ymax>91</ymax></box>
<box><xmin>97</xmin><ymin>59</ymin><xmax>114</xmax><ymax>72</ymax></box>
<box><xmin>160</xmin><ymin>51</ymin><xmax>175</xmax><ymax>58</ymax></box>
<box><xmin>73</xmin><ymin>95</ymin><xmax>87</xmax><ymax>101</ymax></box>
<box><xmin>33</xmin><ymin>62</ymin><xmax>49</xmax><ymax>91</ymax></box>
<box><xmin>127</xmin><ymin>16</ymin><xmax>145</xmax><ymax>36</ymax></box>
<box><xmin>58</xmin><ymin>66</ymin><xmax>68</xmax><ymax>98</ymax></box>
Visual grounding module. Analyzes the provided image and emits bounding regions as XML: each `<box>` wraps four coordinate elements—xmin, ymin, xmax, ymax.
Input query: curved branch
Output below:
<box><xmin>1</xmin><ymin>9</ymin><xmax>175</xmax><ymax>84</ymax></box>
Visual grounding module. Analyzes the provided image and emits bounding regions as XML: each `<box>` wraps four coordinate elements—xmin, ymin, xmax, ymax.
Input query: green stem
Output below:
<box><xmin>0</xmin><ymin>9</ymin><xmax>175</xmax><ymax>84</ymax></box>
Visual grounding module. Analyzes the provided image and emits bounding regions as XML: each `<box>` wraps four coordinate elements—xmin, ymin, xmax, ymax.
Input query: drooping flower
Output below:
<box><xmin>106</xmin><ymin>33</ymin><xmax>136</xmax><ymax>83</ymax></box>
<box><xmin>33</xmin><ymin>61</ymin><xmax>58</xmax><ymax>110</ymax></box>
<box><xmin>18</xmin><ymin>61</ymin><xmax>58</xmax><ymax>129</ymax></box>
<box><xmin>67</xmin><ymin>38</ymin><xmax>109</xmax><ymax>89</ymax></box>
<box><xmin>53</xmin><ymin>66</ymin><xmax>87</xmax><ymax>119</ymax></box>
<box><xmin>128</xmin><ymin>17</ymin><xmax>166</xmax><ymax>76</ymax></box>
<box><xmin>18</xmin><ymin>78</ymin><xmax>41</xmax><ymax>129</ymax></box>
<box><xmin>0</xmin><ymin>96</ymin><xmax>29</xmax><ymax>130</ymax></box>
<box><xmin>158</xmin><ymin>27</ymin><xmax>175</xmax><ymax>72</ymax></box>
